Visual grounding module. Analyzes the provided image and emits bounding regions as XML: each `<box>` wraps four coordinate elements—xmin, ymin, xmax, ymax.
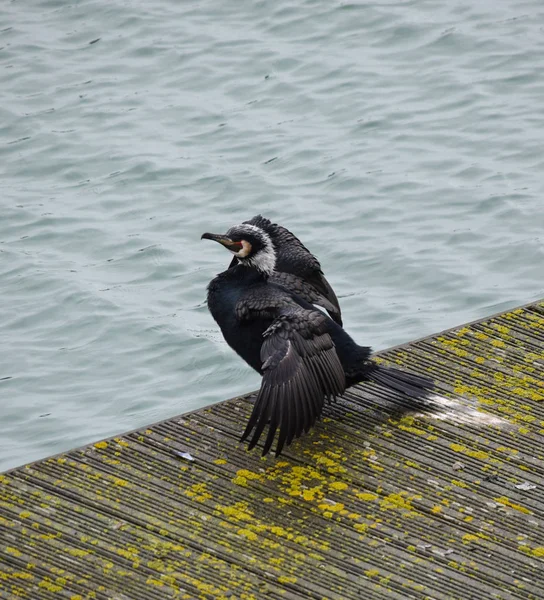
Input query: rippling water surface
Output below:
<box><xmin>1</xmin><ymin>0</ymin><xmax>543</xmax><ymax>471</ymax></box>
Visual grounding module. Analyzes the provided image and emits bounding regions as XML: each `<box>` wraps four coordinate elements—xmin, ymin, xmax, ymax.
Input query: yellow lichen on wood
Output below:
<box><xmin>494</xmin><ymin>496</ymin><xmax>531</xmax><ymax>514</ymax></box>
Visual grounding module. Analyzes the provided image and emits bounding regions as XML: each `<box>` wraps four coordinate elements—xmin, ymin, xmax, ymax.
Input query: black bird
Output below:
<box><xmin>202</xmin><ymin>221</ymin><xmax>435</xmax><ymax>456</ymax></box>
<box><xmin>227</xmin><ymin>215</ymin><xmax>343</xmax><ymax>326</ymax></box>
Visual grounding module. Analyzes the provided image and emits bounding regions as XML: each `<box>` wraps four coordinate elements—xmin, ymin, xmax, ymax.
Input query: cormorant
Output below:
<box><xmin>202</xmin><ymin>221</ymin><xmax>436</xmax><ymax>457</ymax></box>
<box><xmin>228</xmin><ymin>215</ymin><xmax>343</xmax><ymax>326</ymax></box>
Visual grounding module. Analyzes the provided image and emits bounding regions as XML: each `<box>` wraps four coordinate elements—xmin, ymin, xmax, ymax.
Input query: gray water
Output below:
<box><xmin>1</xmin><ymin>0</ymin><xmax>543</xmax><ymax>472</ymax></box>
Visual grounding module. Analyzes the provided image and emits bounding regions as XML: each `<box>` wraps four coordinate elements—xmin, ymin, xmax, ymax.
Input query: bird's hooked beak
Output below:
<box><xmin>201</xmin><ymin>232</ymin><xmax>243</xmax><ymax>251</ymax></box>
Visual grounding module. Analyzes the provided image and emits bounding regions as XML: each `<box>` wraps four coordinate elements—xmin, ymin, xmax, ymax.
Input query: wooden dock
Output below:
<box><xmin>1</xmin><ymin>300</ymin><xmax>544</xmax><ymax>600</ymax></box>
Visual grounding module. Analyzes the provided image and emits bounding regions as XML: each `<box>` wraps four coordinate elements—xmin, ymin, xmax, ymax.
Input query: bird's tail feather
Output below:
<box><xmin>366</xmin><ymin>364</ymin><xmax>435</xmax><ymax>400</ymax></box>
<box><xmin>366</xmin><ymin>363</ymin><xmax>514</xmax><ymax>429</ymax></box>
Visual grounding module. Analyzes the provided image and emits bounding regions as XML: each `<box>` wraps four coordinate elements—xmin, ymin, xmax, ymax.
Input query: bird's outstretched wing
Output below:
<box><xmin>240</xmin><ymin>308</ymin><xmax>346</xmax><ymax>456</ymax></box>
<box><xmin>229</xmin><ymin>215</ymin><xmax>343</xmax><ymax>326</ymax></box>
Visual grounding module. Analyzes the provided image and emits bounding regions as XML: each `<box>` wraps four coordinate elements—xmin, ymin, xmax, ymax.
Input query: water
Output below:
<box><xmin>1</xmin><ymin>0</ymin><xmax>543</xmax><ymax>472</ymax></box>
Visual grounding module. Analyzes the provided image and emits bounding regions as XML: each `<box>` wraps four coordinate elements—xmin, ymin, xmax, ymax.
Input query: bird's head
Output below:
<box><xmin>201</xmin><ymin>223</ymin><xmax>276</xmax><ymax>276</ymax></box>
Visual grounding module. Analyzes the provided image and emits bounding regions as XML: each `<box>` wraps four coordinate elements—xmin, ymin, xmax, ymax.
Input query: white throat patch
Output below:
<box><xmin>234</xmin><ymin>223</ymin><xmax>276</xmax><ymax>276</ymax></box>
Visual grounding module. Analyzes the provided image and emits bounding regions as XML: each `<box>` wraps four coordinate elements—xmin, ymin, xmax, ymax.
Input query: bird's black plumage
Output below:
<box><xmin>228</xmin><ymin>215</ymin><xmax>343</xmax><ymax>326</ymax></box>
<box><xmin>203</xmin><ymin>221</ymin><xmax>435</xmax><ymax>457</ymax></box>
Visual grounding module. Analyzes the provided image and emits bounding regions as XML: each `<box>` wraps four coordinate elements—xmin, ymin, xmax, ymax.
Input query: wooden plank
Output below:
<box><xmin>1</xmin><ymin>300</ymin><xmax>543</xmax><ymax>600</ymax></box>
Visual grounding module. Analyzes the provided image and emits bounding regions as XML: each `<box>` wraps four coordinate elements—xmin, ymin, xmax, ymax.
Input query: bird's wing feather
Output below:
<box><xmin>240</xmin><ymin>307</ymin><xmax>346</xmax><ymax>456</ymax></box>
<box><xmin>234</xmin><ymin>286</ymin><xmax>292</xmax><ymax>322</ymax></box>
<box><xmin>269</xmin><ymin>271</ymin><xmax>343</xmax><ymax>326</ymax></box>
<box><xmin>302</xmin><ymin>271</ymin><xmax>342</xmax><ymax>325</ymax></box>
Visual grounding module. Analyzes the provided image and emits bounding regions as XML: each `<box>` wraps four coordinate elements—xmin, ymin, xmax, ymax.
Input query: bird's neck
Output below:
<box><xmin>214</xmin><ymin>263</ymin><xmax>267</xmax><ymax>287</ymax></box>
<box><xmin>232</xmin><ymin>262</ymin><xmax>269</xmax><ymax>283</ymax></box>
<box><xmin>240</xmin><ymin>247</ymin><xmax>276</xmax><ymax>277</ymax></box>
